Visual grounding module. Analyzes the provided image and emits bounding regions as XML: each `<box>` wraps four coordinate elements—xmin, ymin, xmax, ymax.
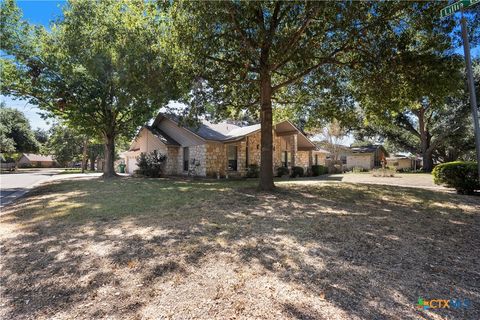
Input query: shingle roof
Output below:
<box><xmin>154</xmin><ymin>113</ymin><xmax>313</xmax><ymax>149</ymax></box>
<box><xmin>22</xmin><ymin>153</ymin><xmax>55</xmax><ymax>162</ymax></box>
<box><xmin>146</xmin><ymin>126</ymin><xmax>180</xmax><ymax>146</ymax></box>
<box><xmin>191</xmin><ymin>120</ymin><xmax>241</xmax><ymax>140</ymax></box>
<box><xmin>225</xmin><ymin>124</ymin><xmax>261</xmax><ymax>139</ymax></box>
<box><xmin>313</xmin><ymin>148</ymin><xmax>330</xmax><ymax>154</ymax></box>
<box><xmin>349</xmin><ymin>145</ymin><xmax>383</xmax><ymax>153</ymax></box>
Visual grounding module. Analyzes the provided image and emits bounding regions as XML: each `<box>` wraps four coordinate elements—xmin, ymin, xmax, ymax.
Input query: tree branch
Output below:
<box><xmin>228</xmin><ymin>4</ymin><xmax>257</xmax><ymax>50</ymax></box>
<box><xmin>271</xmin><ymin>55</ymin><xmax>344</xmax><ymax>92</ymax></box>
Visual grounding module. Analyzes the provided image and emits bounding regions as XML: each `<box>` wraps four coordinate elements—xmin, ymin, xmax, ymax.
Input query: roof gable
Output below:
<box><xmin>151</xmin><ymin>113</ymin><xmax>316</xmax><ymax>149</ymax></box>
<box><xmin>349</xmin><ymin>145</ymin><xmax>389</xmax><ymax>156</ymax></box>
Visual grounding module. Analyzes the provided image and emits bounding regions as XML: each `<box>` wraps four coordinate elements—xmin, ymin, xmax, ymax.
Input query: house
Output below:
<box><xmin>386</xmin><ymin>155</ymin><xmax>422</xmax><ymax>171</ymax></box>
<box><xmin>312</xmin><ymin>148</ymin><xmax>330</xmax><ymax>167</ymax></box>
<box><xmin>18</xmin><ymin>153</ymin><xmax>56</xmax><ymax>168</ymax></box>
<box><xmin>345</xmin><ymin>145</ymin><xmax>389</xmax><ymax>170</ymax></box>
<box><xmin>123</xmin><ymin>113</ymin><xmax>328</xmax><ymax>176</ymax></box>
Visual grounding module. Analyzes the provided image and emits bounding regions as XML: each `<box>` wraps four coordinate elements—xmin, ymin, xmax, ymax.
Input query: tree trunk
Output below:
<box><xmin>418</xmin><ymin>108</ymin><xmax>433</xmax><ymax>172</ymax></box>
<box><xmin>103</xmin><ymin>132</ymin><xmax>117</xmax><ymax>178</ymax></box>
<box><xmin>89</xmin><ymin>154</ymin><xmax>96</xmax><ymax>171</ymax></box>
<box><xmin>81</xmin><ymin>138</ymin><xmax>88</xmax><ymax>173</ymax></box>
<box><xmin>259</xmin><ymin>70</ymin><xmax>275</xmax><ymax>191</ymax></box>
<box><xmin>423</xmin><ymin>150</ymin><xmax>434</xmax><ymax>172</ymax></box>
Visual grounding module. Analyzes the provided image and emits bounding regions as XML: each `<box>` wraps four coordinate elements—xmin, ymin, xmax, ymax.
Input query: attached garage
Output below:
<box><xmin>346</xmin><ymin>154</ymin><xmax>373</xmax><ymax>170</ymax></box>
<box><xmin>125</xmin><ymin>151</ymin><xmax>140</xmax><ymax>174</ymax></box>
<box><xmin>123</xmin><ymin>126</ymin><xmax>181</xmax><ymax>175</ymax></box>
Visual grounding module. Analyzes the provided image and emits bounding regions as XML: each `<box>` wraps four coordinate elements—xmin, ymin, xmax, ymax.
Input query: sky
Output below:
<box><xmin>1</xmin><ymin>0</ymin><xmax>65</xmax><ymax>130</ymax></box>
<box><xmin>1</xmin><ymin>1</ymin><xmax>479</xmax><ymax>134</ymax></box>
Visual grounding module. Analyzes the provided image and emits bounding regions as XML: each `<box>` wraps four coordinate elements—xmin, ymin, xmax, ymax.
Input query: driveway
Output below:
<box><xmin>281</xmin><ymin>173</ymin><xmax>448</xmax><ymax>191</ymax></box>
<box><xmin>0</xmin><ymin>168</ymin><xmax>63</xmax><ymax>207</ymax></box>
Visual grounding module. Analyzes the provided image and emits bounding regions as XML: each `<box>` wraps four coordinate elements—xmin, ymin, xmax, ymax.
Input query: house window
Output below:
<box><xmin>340</xmin><ymin>155</ymin><xmax>347</xmax><ymax>164</ymax></box>
<box><xmin>227</xmin><ymin>145</ymin><xmax>237</xmax><ymax>171</ymax></box>
<box><xmin>282</xmin><ymin>151</ymin><xmax>292</xmax><ymax>168</ymax></box>
<box><xmin>183</xmin><ymin>147</ymin><xmax>189</xmax><ymax>171</ymax></box>
<box><xmin>315</xmin><ymin>154</ymin><xmax>318</xmax><ymax>165</ymax></box>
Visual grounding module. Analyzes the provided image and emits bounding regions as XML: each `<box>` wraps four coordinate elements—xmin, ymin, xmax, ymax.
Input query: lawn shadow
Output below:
<box><xmin>1</xmin><ymin>178</ymin><xmax>479</xmax><ymax>319</ymax></box>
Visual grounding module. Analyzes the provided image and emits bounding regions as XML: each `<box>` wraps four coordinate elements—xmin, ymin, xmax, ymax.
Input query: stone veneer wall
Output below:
<box><xmin>206</xmin><ymin>142</ymin><xmax>226</xmax><ymax>176</ymax></box>
<box><xmin>236</xmin><ymin>140</ymin><xmax>247</xmax><ymax>175</ymax></box>
<box><xmin>313</xmin><ymin>153</ymin><xmax>327</xmax><ymax>166</ymax></box>
<box><xmin>177</xmin><ymin>144</ymin><xmax>207</xmax><ymax>176</ymax></box>
<box><xmin>274</xmin><ymin>134</ymin><xmax>296</xmax><ymax>168</ymax></box>
<box><xmin>246</xmin><ymin>132</ymin><xmax>261</xmax><ymax>166</ymax></box>
<box><xmin>165</xmin><ymin>147</ymin><xmax>179</xmax><ymax>175</ymax></box>
<box><xmin>296</xmin><ymin>151</ymin><xmax>311</xmax><ymax>170</ymax></box>
<box><xmin>205</xmin><ymin>141</ymin><xmax>247</xmax><ymax>177</ymax></box>
<box><xmin>160</xmin><ymin>131</ymin><xmax>314</xmax><ymax>178</ymax></box>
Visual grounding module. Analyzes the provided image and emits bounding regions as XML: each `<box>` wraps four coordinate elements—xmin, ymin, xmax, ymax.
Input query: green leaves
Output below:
<box><xmin>0</xmin><ymin>103</ymin><xmax>39</xmax><ymax>154</ymax></box>
<box><xmin>1</xmin><ymin>0</ymin><xmax>180</xmax><ymax>175</ymax></box>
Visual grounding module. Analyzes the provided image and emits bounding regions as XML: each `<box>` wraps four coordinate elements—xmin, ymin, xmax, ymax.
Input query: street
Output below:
<box><xmin>0</xmin><ymin>168</ymin><xmax>62</xmax><ymax>208</ymax></box>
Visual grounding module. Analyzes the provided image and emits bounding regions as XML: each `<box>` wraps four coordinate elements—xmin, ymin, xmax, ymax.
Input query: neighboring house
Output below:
<box><xmin>346</xmin><ymin>145</ymin><xmax>389</xmax><ymax>170</ymax></box>
<box><xmin>124</xmin><ymin>113</ymin><xmax>328</xmax><ymax>176</ymax></box>
<box><xmin>18</xmin><ymin>153</ymin><xmax>56</xmax><ymax>168</ymax></box>
<box><xmin>386</xmin><ymin>155</ymin><xmax>422</xmax><ymax>171</ymax></box>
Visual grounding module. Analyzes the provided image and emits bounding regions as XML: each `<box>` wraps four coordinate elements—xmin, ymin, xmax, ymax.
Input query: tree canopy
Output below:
<box><xmin>45</xmin><ymin>124</ymin><xmax>83</xmax><ymax>166</ymax></box>
<box><xmin>0</xmin><ymin>0</ymin><xmax>179</xmax><ymax>177</ymax></box>
<box><xmin>169</xmin><ymin>1</ymin><xmax>424</xmax><ymax>189</ymax></box>
<box><xmin>349</xmin><ymin>2</ymin><xmax>479</xmax><ymax>171</ymax></box>
<box><xmin>0</xmin><ymin>103</ymin><xmax>39</xmax><ymax>155</ymax></box>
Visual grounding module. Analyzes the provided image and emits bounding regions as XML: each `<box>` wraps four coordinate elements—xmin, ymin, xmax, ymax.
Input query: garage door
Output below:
<box><xmin>127</xmin><ymin>156</ymin><xmax>138</xmax><ymax>174</ymax></box>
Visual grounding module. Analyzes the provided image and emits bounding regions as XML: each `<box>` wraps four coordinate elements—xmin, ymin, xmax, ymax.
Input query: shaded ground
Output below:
<box><xmin>0</xmin><ymin>178</ymin><xmax>479</xmax><ymax>319</ymax></box>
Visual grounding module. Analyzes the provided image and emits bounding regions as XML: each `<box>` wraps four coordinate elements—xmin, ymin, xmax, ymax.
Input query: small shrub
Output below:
<box><xmin>135</xmin><ymin>150</ymin><xmax>167</xmax><ymax>178</ymax></box>
<box><xmin>246</xmin><ymin>164</ymin><xmax>259</xmax><ymax>178</ymax></box>
<box><xmin>311</xmin><ymin>165</ymin><xmax>327</xmax><ymax>176</ymax></box>
<box><xmin>432</xmin><ymin>161</ymin><xmax>479</xmax><ymax>194</ymax></box>
<box><xmin>276</xmin><ymin>166</ymin><xmax>289</xmax><ymax>177</ymax></box>
<box><xmin>290</xmin><ymin>166</ymin><xmax>304</xmax><ymax>178</ymax></box>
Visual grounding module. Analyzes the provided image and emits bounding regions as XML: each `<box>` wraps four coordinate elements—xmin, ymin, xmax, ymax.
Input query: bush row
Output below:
<box><xmin>276</xmin><ymin>165</ymin><xmax>328</xmax><ymax>178</ymax></box>
<box><xmin>432</xmin><ymin>161</ymin><xmax>479</xmax><ymax>194</ymax></box>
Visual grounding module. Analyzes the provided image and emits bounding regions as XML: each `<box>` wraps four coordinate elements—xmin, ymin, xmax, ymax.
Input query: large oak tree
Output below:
<box><xmin>169</xmin><ymin>1</ymin><xmax>413</xmax><ymax>190</ymax></box>
<box><xmin>350</xmin><ymin>2</ymin><xmax>479</xmax><ymax>171</ymax></box>
<box><xmin>1</xmin><ymin>0</ymin><xmax>179</xmax><ymax>177</ymax></box>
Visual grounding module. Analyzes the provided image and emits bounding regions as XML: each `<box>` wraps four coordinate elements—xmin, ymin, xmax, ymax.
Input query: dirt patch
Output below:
<box><xmin>1</xmin><ymin>178</ymin><xmax>479</xmax><ymax>319</ymax></box>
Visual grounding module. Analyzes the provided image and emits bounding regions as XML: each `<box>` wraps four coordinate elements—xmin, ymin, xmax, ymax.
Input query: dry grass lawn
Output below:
<box><xmin>1</xmin><ymin>177</ymin><xmax>479</xmax><ymax>320</ymax></box>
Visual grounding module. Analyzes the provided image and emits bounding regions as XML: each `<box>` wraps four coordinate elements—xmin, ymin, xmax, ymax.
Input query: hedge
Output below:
<box><xmin>276</xmin><ymin>166</ymin><xmax>289</xmax><ymax>177</ymax></box>
<box><xmin>311</xmin><ymin>165</ymin><xmax>328</xmax><ymax>176</ymax></box>
<box><xmin>432</xmin><ymin>161</ymin><xmax>479</xmax><ymax>194</ymax></box>
<box><xmin>290</xmin><ymin>166</ymin><xmax>304</xmax><ymax>178</ymax></box>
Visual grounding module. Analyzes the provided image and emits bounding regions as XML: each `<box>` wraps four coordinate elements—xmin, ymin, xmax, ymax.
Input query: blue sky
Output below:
<box><xmin>1</xmin><ymin>1</ymin><xmax>65</xmax><ymax>130</ymax></box>
<box><xmin>1</xmin><ymin>1</ymin><xmax>479</xmax><ymax>131</ymax></box>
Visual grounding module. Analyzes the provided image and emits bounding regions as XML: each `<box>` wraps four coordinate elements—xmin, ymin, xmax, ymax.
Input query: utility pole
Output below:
<box><xmin>461</xmin><ymin>15</ymin><xmax>480</xmax><ymax>180</ymax></box>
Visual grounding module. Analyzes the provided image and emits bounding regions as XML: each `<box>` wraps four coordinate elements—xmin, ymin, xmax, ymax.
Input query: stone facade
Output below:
<box><xmin>125</xmin><ymin>121</ymin><xmax>320</xmax><ymax>177</ymax></box>
<box><xmin>312</xmin><ymin>152</ymin><xmax>327</xmax><ymax>166</ymax></box>
<box><xmin>178</xmin><ymin>144</ymin><xmax>207</xmax><ymax>176</ymax></box>
<box><xmin>206</xmin><ymin>142</ymin><xmax>226</xmax><ymax>177</ymax></box>
<box><xmin>165</xmin><ymin>147</ymin><xmax>179</xmax><ymax>174</ymax></box>
<box><xmin>296</xmin><ymin>151</ymin><xmax>311</xmax><ymax>170</ymax></box>
<box><xmin>246</xmin><ymin>132</ymin><xmax>261</xmax><ymax>166</ymax></box>
<box><xmin>205</xmin><ymin>141</ymin><xmax>247</xmax><ymax>177</ymax></box>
